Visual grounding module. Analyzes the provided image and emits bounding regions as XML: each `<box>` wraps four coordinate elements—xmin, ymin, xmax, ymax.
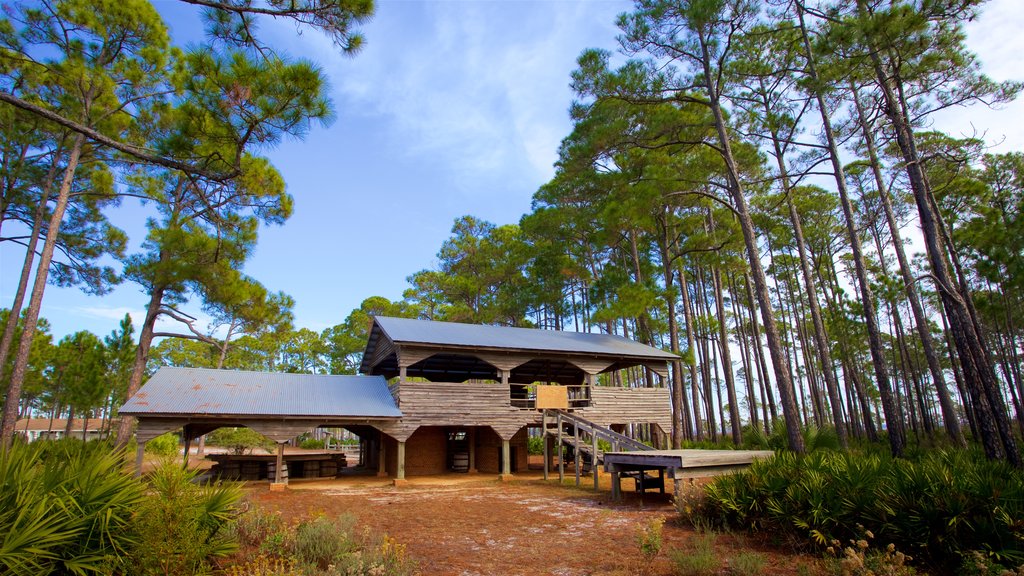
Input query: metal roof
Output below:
<box><xmin>119</xmin><ymin>367</ymin><xmax>402</xmax><ymax>418</ymax></box>
<box><xmin>364</xmin><ymin>316</ymin><xmax>678</xmax><ymax>368</ymax></box>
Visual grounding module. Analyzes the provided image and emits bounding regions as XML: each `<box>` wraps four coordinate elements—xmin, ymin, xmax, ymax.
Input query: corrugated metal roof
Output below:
<box><xmin>119</xmin><ymin>367</ymin><xmax>402</xmax><ymax>418</ymax></box>
<box><xmin>372</xmin><ymin>317</ymin><xmax>679</xmax><ymax>360</ymax></box>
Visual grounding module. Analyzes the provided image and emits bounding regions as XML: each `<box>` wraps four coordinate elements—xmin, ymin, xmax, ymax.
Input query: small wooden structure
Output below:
<box><xmin>207</xmin><ymin>452</ymin><xmax>347</xmax><ymax>481</ymax></box>
<box><xmin>603</xmin><ymin>449</ymin><xmax>775</xmax><ymax>500</ymax></box>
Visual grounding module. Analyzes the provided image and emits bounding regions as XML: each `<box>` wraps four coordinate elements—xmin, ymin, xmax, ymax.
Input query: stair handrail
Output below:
<box><xmin>547</xmin><ymin>409</ymin><xmax>653</xmax><ymax>452</ymax></box>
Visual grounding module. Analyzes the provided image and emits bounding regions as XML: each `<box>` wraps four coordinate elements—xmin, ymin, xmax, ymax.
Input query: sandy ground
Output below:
<box><xmin>242</xmin><ymin>467</ymin><xmax>825</xmax><ymax>576</ymax></box>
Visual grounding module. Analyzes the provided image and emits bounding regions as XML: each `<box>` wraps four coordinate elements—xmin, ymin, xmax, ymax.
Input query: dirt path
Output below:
<box><xmin>247</xmin><ymin>472</ymin><xmax>823</xmax><ymax>575</ymax></box>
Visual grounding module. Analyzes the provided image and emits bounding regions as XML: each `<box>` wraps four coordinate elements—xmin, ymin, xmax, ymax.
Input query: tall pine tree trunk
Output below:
<box><xmin>857</xmin><ymin>0</ymin><xmax>1020</xmax><ymax>465</ymax></box>
<box><xmin>698</xmin><ymin>32</ymin><xmax>804</xmax><ymax>452</ymax></box>
<box><xmin>797</xmin><ymin>5</ymin><xmax>903</xmax><ymax>456</ymax></box>
<box><xmin>850</xmin><ymin>80</ymin><xmax>965</xmax><ymax>447</ymax></box>
<box><xmin>0</xmin><ymin>133</ymin><xmax>86</xmax><ymax>446</ymax></box>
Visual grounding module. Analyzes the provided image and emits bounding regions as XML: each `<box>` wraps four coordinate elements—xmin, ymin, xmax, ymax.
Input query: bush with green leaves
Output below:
<box><xmin>669</xmin><ymin>531</ymin><xmax>718</xmax><ymax>576</ymax></box>
<box><xmin>145</xmin><ymin>432</ymin><xmax>180</xmax><ymax>456</ymax></box>
<box><xmin>0</xmin><ymin>440</ymin><xmax>145</xmax><ymax>575</ymax></box>
<box><xmin>130</xmin><ymin>462</ymin><xmax>243</xmax><ymax>576</ymax></box>
<box><xmin>207</xmin><ymin>427</ymin><xmax>275</xmax><ymax>455</ymax></box>
<box><xmin>695</xmin><ymin>449</ymin><xmax>1024</xmax><ymax>570</ymax></box>
<box><xmin>230</xmin><ymin>510</ymin><xmax>416</xmax><ymax>576</ymax></box>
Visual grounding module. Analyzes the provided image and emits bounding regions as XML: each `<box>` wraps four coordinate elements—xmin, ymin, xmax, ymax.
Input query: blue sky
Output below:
<box><xmin>1</xmin><ymin>0</ymin><xmax>1022</xmax><ymax>342</ymax></box>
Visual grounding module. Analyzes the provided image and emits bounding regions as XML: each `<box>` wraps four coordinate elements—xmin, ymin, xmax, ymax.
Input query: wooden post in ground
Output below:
<box><xmin>500</xmin><ymin>438</ymin><xmax>511</xmax><ymax>479</ymax></box>
<box><xmin>182</xmin><ymin>434</ymin><xmax>192</xmax><ymax>467</ymax></box>
<box><xmin>592</xmin><ymin>429</ymin><xmax>599</xmax><ymax>490</ymax></box>
<box><xmin>468</xmin><ymin>427</ymin><xmax>477</xmax><ymax>473</ymax></box>
<box><xmin>134</xmin><ymin>442</ymin><xmax>145</xmax><ymax>478</ymax></box>
<box><xmin>610</xmin><ymin>463</ymin><xmax>621</xmax><ymax>501</ymax></box>
<box><xmin>574</xmin><ymin>423</ymin><xmax>581</xmax><ymax>487</ymax></box>
<box><xmin>377</xmin><ymin>434</ymin><xmax>387</xmax><ymax>477</ymax></box>
<box><xmin>396</xmin><ymin>441</ymin><xmax>406</xmax><ymax>481</ymax></box>
<box><xmin>557</xmin><ymin>412</ymin><xmax>564</xmax><ymax>483</ymax></box>
<box><xmin>542</xmin><ymin>411</ymin><xmax>549</xmax><ymax>481</ymax></box>
<box><xmin>274</xmin><ymin>443</ymin><xmax>284</xmax><ymax>483</ymax></box>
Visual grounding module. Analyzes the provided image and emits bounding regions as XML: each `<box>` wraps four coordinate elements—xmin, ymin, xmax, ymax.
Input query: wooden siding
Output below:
<box><xmin>381</xmin><ymin>382</ymin><xmax>536</xmax><ymax>440</ymax></box>
<box><xmin>577</xmin><ymin>387</ymin><xmax>672</xmax><ymax>434</ymax></box>
<box><xmin>377</xmin><ymin>382</ymin><xmax>671</xmax><ymax>441</ymax></box>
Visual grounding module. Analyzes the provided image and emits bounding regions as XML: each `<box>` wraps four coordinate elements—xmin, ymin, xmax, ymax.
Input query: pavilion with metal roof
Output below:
<box><xmin>120</xmin><ymin>367</ymin><xmax>402</xmax><ymax>480</ymax></box>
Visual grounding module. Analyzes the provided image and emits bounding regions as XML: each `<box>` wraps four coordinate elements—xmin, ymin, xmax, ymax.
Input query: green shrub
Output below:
<box><xmin>299</xmin><ymin>437</ymin><xmax>327</xmax><ymax>450</ymax></box>
<box><xmin>635</xmin><ymin>517</ymin><xmax>665</xmax><ymax>561</ymax></box>
<box><xmin>291</xmin><ymin>513</ymin><xmax>358</xmax><ymax>571</ymax></box>
<box><xmin>232</xmin><ymin>505</ymin><xmax>286</xmax><ymax>549</ymax></box>
<box><xmin>228</xmin><ymin>509</ymin><xmax>416</xmax><ymax>576</ymax></box>
<box><xmin>0</xmin><ymin>440</ymin><xmax>145</xmax><ymax>575</ymax></box>
<box><xmin>669</xmin><ymin>532</ymin><xmax>718</xmax><ymax>576</ymax></box>
<box><xmin>145</xmin><ymin>432</ymin><xmax>180</xmax><ymax>457</ymax></box>
<box><xmin>527</xmin><ymin>436</ymin><xmax>544</xmax><ymax>455</ymax></box>
<box><xmin>130</xmin><ymin>461</ymin><xmax>243</xmax><ymax>576</ymax></box>
<box><xmin>730</xmin><ymin>551</ymin><xmax>766</xmax><ymax>576</ymax></box>
<box><xmin>696</xmin><ymin>449</ymin><xmax>1024</xmax><ymax>569</ymax></box>
<box><xmin>207</xmin><ymin>427</ymin><xmax>274</xmax><ymax>455</ymax></box>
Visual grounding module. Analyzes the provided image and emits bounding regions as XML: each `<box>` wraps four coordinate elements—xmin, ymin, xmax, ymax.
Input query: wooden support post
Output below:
<box><xmin>274</xmin><ymin>443</ymin><xmax>284</xmax><ymax>484</ymax></box>
<box><xmin>377</xmin><ymin>436</ymin><xmax>387</xmax><ymax>477</ymax></box>
<box><xmin>542</xmin><ymin>411</ymin><xmax>549</xmax><ymax>481</ymax></box>
<box><xmin>658</xmin><ymin>469</ymin><xmax>665</xmax><ymax>494</ymax></box>
<box><xmin>183</xmin><ymin>435</ymin><xmax>192</xmax><ymax>467</ymax></box>
<box><xmin>592</xmin><ymin>430</ymin><xmax>599</xmax><ymax>491</ymax></box>
<box><xmin>468</xmin><ymin>428</ymin><xmax>477</xmax><ymax>473</ymax></box>
<box><xmin>396</xmin><ymin>441</ymin><xmax>406</xmax><ymax>480</ymax></box>
<box><xmin>610</xmin><ymin>464</ymin><xmax>621</xmax><ymax>501</ymax></box>
<box><xmin>574</xmin><ymin>424</ymin><xmax>581</xmax><ymax>487</ymax></box>
<box><xmin>135</xmin><ymin>442</ymin><xmax>145</xmax><ymax>478</ymax></box>
<box><xmin>500</xmin><ymin>438</ymin><xmax>511</xmax><ymax>479</ymax></box>
<box><xmin>557</xmin><ymin>412</ymin><xmax>564</xmax><ymax>483</ymax></box>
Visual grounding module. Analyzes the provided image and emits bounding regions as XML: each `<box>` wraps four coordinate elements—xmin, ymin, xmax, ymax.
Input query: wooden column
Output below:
<box><xmin>399</xmin><ymin>365</ymin><xmax>407</xmax><ymax>382</ymax></box>
<box><xmin>574</xmin><ymin>423</ymin><xmax>581</xmax><ymax>487</ymax></box>
<box><xmin>501</xmin><ymin>439</ymin><xmax>511</xmax><ymax>477</ymax></box>
<box><xmin>183</xmin><ymin>435</ymin><xmax>192</xmax><ymax>467</ymax></box>
<box><xmin>135</xmin><ymin>442</ymin><xmax>145</xmax><ymax>478</ymax></box>
<box><xmin>468</xmin><ymin>428</ymin><xmax>477</xmax><ymax>473</ymax></box>
<box><xmin>500</xmin><ymin>369</ymin><xmax>509</xmax><ymax>386</ymax></box>
<box><xmin>557</xmin><ymin>412</ymin><xmax>564</xmax><ymax>482</ymax></box>
<box><xmin>610</xmin><ymin>463</ymin><xmax>621</xmax><ymax>501</ymax></box>
<box><xmin>377</xmin><ymin>435</ymin><xmax>387</xmax><ymax>477</ymax></box>
<box><xmin>592</xmin><ymin>430</ymin><xmax>599</xmax><ymax>490</ymax></box>
<box><xmin>396</xmin><ymin>441</ymin><xmax>406</xmax><ymax>480</ymax></box>
<box><xmin>274</xmin><ymin>443</ymin><xmax>285</xmax><ymax>484</ymax></box>
<box><xmin>542</xmin><ymin>411</ymin><xmax>549</xmax><ymax>481</ymax></box>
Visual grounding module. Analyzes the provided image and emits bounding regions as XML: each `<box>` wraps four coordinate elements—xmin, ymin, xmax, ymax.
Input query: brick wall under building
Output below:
<box><xmin>383</xmin><ymin>425</ymin><xmax>529</xmax><ymax>477</ymax></box>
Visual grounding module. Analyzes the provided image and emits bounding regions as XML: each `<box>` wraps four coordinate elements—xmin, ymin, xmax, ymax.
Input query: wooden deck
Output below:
<box><xmin>602</xmin><ymin>449</ymin><xmax>774</xmax><ymax>500</ymax></box>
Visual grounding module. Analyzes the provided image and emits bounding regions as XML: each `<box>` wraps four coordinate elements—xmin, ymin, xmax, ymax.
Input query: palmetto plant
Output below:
<box><xmin>0</xmin><ymin>440</ymin><xmax>145</xmax><ymax>575</ymax></box>
<box><xmin>699</xmin><ymin>449</ymin><xmax>1024</xmax><ymax>568</ymax></box>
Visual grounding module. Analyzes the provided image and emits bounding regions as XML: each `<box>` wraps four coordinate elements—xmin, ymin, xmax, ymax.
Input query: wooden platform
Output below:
<box><xmin>602</xmin><ymin>449</ymin><xmax>774</xmax><ymax>500</ymax></box>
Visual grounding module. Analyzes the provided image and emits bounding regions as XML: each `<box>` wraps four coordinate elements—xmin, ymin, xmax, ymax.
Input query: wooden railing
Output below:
<box><xmin>510</xmin><ymin>385</ymin><xmax>590</xmax><ymax>409</ymax></box>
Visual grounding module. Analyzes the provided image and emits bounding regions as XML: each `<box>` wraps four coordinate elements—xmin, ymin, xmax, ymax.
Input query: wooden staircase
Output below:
<box><xmin>541</xmin><ymin>409</ymin><xmax>653</xmax><ymax>486</ymax></box>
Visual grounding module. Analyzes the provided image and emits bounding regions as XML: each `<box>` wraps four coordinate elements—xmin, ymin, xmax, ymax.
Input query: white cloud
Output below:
<box><xmin>296</xmin><ymin>1</ymin><xmax>626</xmax><ymax>194</ymax></box>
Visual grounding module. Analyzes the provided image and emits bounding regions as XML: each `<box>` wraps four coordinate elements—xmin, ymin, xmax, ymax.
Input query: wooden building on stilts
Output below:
<box><xmin>121</xmin><ymin>316</ymin><xmax>680</xmax><ymax>486</ymax></box>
